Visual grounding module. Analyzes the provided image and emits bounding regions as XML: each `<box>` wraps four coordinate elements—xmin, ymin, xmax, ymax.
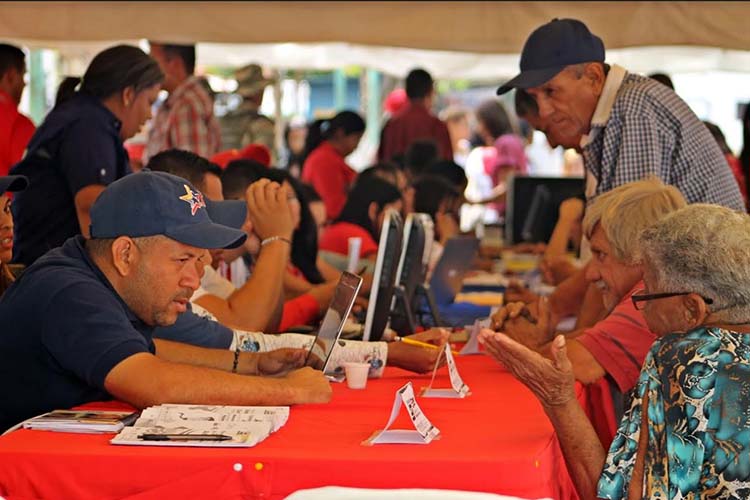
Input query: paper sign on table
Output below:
<box><xmin>459</xmin><ymin>317</ymin><xmax>490</xmax><ymax>356</ymax></box>
<box><xmin>364</xmin><ymin>382</ymin><xmax>440</xmax><ymax>445</ymax></box>
<box><xmin>422</xmin><ymin>343</ymin><xmax>471</xmax><ymax>398</ymax></box>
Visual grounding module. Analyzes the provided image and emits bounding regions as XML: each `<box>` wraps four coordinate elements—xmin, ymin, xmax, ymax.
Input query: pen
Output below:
<box><xmin>138</xmin><ymin>433</ymin><xmax>233</xmax><ymax>441</ymax></box>
<box><xmin>397</xmin><ymin>336</ymin><xmax>461</xmax><ymax>356</ymax></box>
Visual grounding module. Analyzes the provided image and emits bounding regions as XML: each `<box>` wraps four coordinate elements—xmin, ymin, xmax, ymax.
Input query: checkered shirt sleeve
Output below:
<box><xmin>583</xmin><ymin>74</ymin><xmax>745</xmax><ymax>212</ymax></box>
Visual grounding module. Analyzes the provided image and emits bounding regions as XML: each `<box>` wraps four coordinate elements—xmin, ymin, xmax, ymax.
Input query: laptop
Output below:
<box><xmin>427</xmin><ymin>237</ymin><xmax>492</xmax><ymax>327</ymax></box>
<box><xmin>305</xmin><ymin>271</ymin><xmax>363</xmax><ymax>379</ymax></box>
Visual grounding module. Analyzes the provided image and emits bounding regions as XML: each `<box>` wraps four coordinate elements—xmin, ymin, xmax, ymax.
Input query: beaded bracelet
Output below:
<box><xmin>231</xmin><ymin>347</ymin><xmax>240</xmax><ymax>373</ymax></box>
<box><xmin>260</xmin><ymin>235</ymin><xmax>292</xmax><ymax>247</ymax></box>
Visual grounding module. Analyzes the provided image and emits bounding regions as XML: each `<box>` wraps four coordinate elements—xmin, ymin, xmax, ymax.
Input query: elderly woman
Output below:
<box><xmin>482</xmin><ymin>204</ymin><xmax>750</xmax><ymax>499</ymax></box>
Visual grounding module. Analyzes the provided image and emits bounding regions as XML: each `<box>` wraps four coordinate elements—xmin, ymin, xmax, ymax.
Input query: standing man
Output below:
<box><xmin>144</xmin><ymin>43</ymin><xmax>221</xmax><ymax>164</ymax></box>
<box><xmin>378</xmin><ymin>68</ymin><xmax>453</xmax><ymax>162</ymax></box>
<box><xmin>497</xmin><ymin>18</ymin><xmax>745</xmax><ymax>212</ymax></box>
<box><xmin>0</xmin><ymin>44</ymin><xmax>35</xmax><ymax>177</ymax></box>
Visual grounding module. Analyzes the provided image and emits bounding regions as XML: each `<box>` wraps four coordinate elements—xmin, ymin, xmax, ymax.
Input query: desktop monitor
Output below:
<box><xmin>389</xmin><ymin>213</ymin><xmax>432</xmax><ymax>334</ymax></box>
<box><xmin>504</xmin><ymin>174</ymin><xmax>585</xmax><ymax>245</ymax></box>
<box><xmin>362</xmin><ymin>209</ymin><xmax>403</xmax><ymax>342</ymax></box>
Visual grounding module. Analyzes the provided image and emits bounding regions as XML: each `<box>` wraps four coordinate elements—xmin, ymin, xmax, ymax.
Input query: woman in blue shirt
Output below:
<box><xmin>10</xmin><ymin>45</ymin><xmax>163</xmax><ymax>266</ymax></box>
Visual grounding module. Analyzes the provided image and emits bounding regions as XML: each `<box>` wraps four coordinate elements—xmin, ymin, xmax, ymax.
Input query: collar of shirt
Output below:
<box><xmin>579</xmin><ymin>64</ymin><xmax>627</xmax><ymax>150</ymax></box>
<box><xmin>164</xmin><ymin>75</ymin><xmax>205</xmax><ymax>109</ymax></box>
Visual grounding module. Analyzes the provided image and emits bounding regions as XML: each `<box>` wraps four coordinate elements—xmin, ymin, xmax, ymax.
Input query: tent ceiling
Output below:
<box><xmin>2</xmin><ymin>1</ymin><xmax>750</xmax><ymax>53</ymax></box>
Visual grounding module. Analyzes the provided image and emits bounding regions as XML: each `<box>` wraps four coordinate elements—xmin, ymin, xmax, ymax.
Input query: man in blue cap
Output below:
<box><xmin>0</xmin><ymin>171</ymin><xmax>331</xmax><ymax>432</ymax></box>
<box><xmin>498</xmin><ymin>18</ymin><xmax>744</xmax><ymax>212</ymax></box>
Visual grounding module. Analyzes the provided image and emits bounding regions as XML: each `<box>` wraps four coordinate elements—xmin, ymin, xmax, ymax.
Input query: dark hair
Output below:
<box><xmin>54</xmin><ymin>76</ymin><xmax>82</xmax><ymax>108</ymax></box>
<box><xmin>76</xmin><ymin>45</ymin><xmax>163</xmax><ymax>103</ymax></box>
<box><xmin>514</xmin><ymin>89</ymin><xmax>538</xmax><ymax>119</ymax></box>
<box><xmin>424</xmin><ymin>160</ymin><xmax>468</xmax><ymax>191</ymax></box>
<box><xmin>703</xmin><ymin>121</ymin><xmax>732</xmax><ymax>156</ymax></box>
<box><xmin>476</xmin><ymin>99</ymin><xmax>513</xmax><ymax>140</ymax></box>
<box><xmin>221</xmin><ymin>159</ymin><xmax>269</xmax><ymax>200</ymax></box>
<box><xmin>336</xmin><ymin>177</ymin><xmax>402</xmax><ymax>240</ymax></box>
<box><xmin>146</xmin><ymin>149</ymin><xmax>220</xmax><ymax>191</ymax></box>
<box><xmin>404</xmin><ymin>139</ymin><xmax>438</xmax><ymax>178</ymax></box>
<box><xmin>239</xmin><ymin>168</ymin><xmax>324</xmax><ymax>284</ymax></box>
<box><xmin>741</xmin><ymin>102</ymin><xmax>750</xmax><ymax>198</ymax></box>
<box><xmin>303</xmin><ymin>111</ymin><xmax>366</xmax><ymax>159</ymax></box>
<box><xmin>356</xmin><ymin>161</ymin><xmax>403</xmax><ymax>187</ymax></box>
<box><xmin>0</xmin><ymin>43</ymin><xmax>24</xmax><ymax>76</ymax></box>
<box><xmin>412</xmin><ymin>175</ymin><xmax>461</xmax><ymax>222</ymax></box>
<box><xmin>648</xmin><ymin>72</ymin><xmax>674</xmax><ymax>90</ymax></box>
<box><xmin>298</xmin><ymin>182</ymin><xmax>322</xmax><ymax>203</ymax></box>
<box><xmin>0</xmin><ymin>262</ymin><xmax>15</xmax><ymax>299</ymax></box>
<box><xmin>405</xmin><ymin>68</ymin><xmax>433</xmax><ymax>100</ymax></box>
<box><xmin>160</xmin><ymin>44</ymin><xmax>196</xmax><ymax>75</ymax></box>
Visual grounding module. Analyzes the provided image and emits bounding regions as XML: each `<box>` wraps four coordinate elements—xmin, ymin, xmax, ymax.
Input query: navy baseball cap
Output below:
<box><xmin>90</xmin><ymin>171</ymin><xmax>246</xmax><ymax>249</ymax></box>
<box><xmin>496</xmin><ymin>18</ymin><xmax>605</xmax><ymax>95</ymax></box>
<box><xmin>204</xmin><ymin>199</ymin><xmax>248</xmax><ymax>230</ymax></box>
<box><xmin>0</xmin><ymin>175</ymin><xmax>28</xmax><ymax>195</ymax></box>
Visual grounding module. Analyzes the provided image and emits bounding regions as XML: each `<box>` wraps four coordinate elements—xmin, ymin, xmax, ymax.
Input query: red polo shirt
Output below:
<box><xmin>377</xmin><ymin>102</ymin><xmax>453</xmax><ymax>162</ymax></box>
<box><xmin>301</xmin><ymin>141</ymin><xmax>357</xmax><ymax>221</ymax></box>
<box><xmin>319</xmin><ymin>222</ymin><xmax>378</xmax><ymax>259</ymax></box>
<box><xmin>0</xmin><ymin>90</ymin><xmax>35</xmax><ymax>176</ymax></box>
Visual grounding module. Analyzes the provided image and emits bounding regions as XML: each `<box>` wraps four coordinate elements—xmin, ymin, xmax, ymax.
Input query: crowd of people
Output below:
<box><xmin>1</xmin><ymin>16</ymin><xmax>750</xmax><ymax>499</ymax></box>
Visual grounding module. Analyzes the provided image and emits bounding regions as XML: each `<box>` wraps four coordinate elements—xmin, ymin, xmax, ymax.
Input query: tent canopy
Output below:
<box><xmin>2</xmin><ymin>1</ymin><xmax>749</xmax><ymax>53</ymax></box>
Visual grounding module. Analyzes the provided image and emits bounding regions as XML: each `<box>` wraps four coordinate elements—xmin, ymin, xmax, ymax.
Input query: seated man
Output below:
<box><xmin>489</xmin><ymin>178</ymin><xmax>686</xmax><ymax>397</ymax></box>
<box><xmin>0</xmin><ymin>171</ymin><xmax>331</xmax><ymax>432</ymax></box>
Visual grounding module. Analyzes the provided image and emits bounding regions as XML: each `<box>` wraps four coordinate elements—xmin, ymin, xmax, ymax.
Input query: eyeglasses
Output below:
<box><xmin>631</xmin><ymin>289</ymin><xmax>714</xmax><ymax>311</ymax></box>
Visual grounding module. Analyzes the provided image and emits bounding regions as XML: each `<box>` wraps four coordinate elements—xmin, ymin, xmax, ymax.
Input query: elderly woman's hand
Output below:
<box><xmin>479</xmin><ymin>331</ymin><xmax>576</xmax><ymax>409</ymax></box>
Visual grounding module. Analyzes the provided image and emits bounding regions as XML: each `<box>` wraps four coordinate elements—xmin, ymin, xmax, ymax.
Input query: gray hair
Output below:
<box><xmin>639</xmin><ymin>204</ymin><xmax>750</xmax><ymax>323</ymax></box>
<box><xmin>583</xmin><ymin>177</ymin><xmax>687</xmax><ymax>264</ymax></box>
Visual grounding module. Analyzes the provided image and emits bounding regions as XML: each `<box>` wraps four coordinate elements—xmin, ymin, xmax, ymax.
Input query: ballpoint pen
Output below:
<box><xmin>138</xmin><ymin>433</ymin><xmax>233</xmax><ymax>441</ymax></box>
<box><xmin>396</xmin><ymin>336</ymin><xmax>461</xmax><ymax>356</ymax></box>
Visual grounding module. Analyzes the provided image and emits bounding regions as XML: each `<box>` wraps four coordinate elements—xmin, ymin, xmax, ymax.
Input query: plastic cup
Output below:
<box><xmin>347</xmin><ymin>237</ymin><xmax>362</xmax><ymax>273</ymax></box>
<box><xmin>343</xmin><ymin>362</ymin><xmax>370</xmax><ymax>389</ymax></box>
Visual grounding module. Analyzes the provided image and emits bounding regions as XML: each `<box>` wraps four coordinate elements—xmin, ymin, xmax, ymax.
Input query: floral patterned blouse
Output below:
<box><xmin>598</xmin><ymin>326</ymin><xmax>750</xmax><ymax>499</ymax></box>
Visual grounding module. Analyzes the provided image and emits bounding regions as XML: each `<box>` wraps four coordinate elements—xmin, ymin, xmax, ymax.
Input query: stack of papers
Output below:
<box><xmin>23</xmin><ymin>410</ymin><xmax>138</xmax><ymax>434</ymax></box>
<box><xmin>110</xmin><ymin>404</ymin><xmax>289</xmax><ymax>447</ymax></box>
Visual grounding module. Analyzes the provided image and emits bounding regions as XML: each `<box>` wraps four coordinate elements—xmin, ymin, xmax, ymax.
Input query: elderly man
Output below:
<box><xmin>0</xmin><ymin>171</ymin><xmax>331</xmax><ymax>432</ymax></box>
<box><xmin>498</xmin><ymin>18</ymin><xmax>744</xmax><ymax>212</ymax></box>
<box><xmin>490</xmin><ymin>178</ymin><xmax>686</xmax><ymax>397</ymax></box>
<box><xmin>482</xmin><ymin>204</ymin><xmax>750</xmax><ymax>499</ymax></box>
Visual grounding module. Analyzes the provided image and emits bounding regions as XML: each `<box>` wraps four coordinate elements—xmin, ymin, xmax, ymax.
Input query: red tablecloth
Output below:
<box><xmin>0</xmin><ymin>355</ymin><xmax>582</xmax><ymax>500</ymax></box>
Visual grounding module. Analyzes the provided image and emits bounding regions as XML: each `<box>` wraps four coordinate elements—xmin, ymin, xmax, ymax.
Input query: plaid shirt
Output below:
<box><xmin>582</xmin><ymin>66</ymin><xmax>745</xmax><ymax>212</ymax></box>
<box><xmin>144</xmin><ymin>76</ymin><xmax>221</xmax><ymax>163</ymax></box>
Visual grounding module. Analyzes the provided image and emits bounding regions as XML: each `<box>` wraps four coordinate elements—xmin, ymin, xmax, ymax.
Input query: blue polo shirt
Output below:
<box><xmin>154</xmin><ymin>304</ymin><xmax>234</xmax><ymax>349</ymax></box>
<box><xmin>0</xmin><ymin>236</ymin><xmax>153</xmax><ymax>431</ymax></box>
<box><xmin>10</xmin><ymin>93</ymin><xmax>131</xmax><ymax>266</ymax></box>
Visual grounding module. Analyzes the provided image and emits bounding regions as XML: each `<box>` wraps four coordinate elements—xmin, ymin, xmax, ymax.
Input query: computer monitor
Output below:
<box><xmin>305</xmin><ymin>271</ymin><xmax>363</xmax><ymax>373</ymax></box>
<box><xmin>389</xmin><ymin>213</ymin><xmax>432</xmax><ymax>334</ymax></box>
<box><xmin>504</xmin><ymin>174</ymin><xmax>585</xmax><ymax>245</ymax></box>
<box><xmin>362</xmin><ymin>209</ymin><xmax>403</xmax><ymax>342</ymax></box>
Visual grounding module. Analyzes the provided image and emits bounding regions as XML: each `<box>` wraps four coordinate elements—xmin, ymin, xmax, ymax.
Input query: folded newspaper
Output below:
<box><xmin>110</xmin><ymin>404</ymin><xmax>289</xmax><ymax>447</ymax></box>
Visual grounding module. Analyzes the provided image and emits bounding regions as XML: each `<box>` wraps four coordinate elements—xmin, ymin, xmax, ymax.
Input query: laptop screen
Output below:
<box><xmin>305</xmin><ymin>271</ymin><xmax>363</xmax><ymax>373</ymax></box>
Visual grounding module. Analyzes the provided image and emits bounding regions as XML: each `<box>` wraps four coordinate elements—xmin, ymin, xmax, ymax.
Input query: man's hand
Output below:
<box><xmin>245</xmin><ymin>179</ymin><xmax>294</xmax><ymax>241</ymax></box>
<box><xmin>503</xmin><ymin>279</ymin><xmax>539</xmax><ymax>305</ymax></box>
<box><xmin>490</xmin><ymin>297</ymin><xmax>554</xmax><ymax>349</ymax></box>
<box><xmin>539</xmin><ymin>255</ymin><xmax>578</xmax><ymax>286</ymax></box>
<box><xmin>256</xmin><ymin>348</ymin><xmax>307</xmax><ymax>376</ymax></box>
<box><xmin>479</xmin><ymin>331</ymin><xmax>576</xmax><ymax>409</ymax></box>
<box><xmin>387</xmin><ymin>328</ymin><xmax>449</xmax><ymax>374</ymax></box>
<box><xmin>283</xmin><ymin>367</ymin><xmax>333</xmax><ymax>404</ymax></box>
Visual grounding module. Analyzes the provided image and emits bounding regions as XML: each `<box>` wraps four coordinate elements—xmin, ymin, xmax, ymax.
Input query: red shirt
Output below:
<box><xmin>301</xmin><ymin>141</ymin><xmax>357</xmax><ymax>221</ymax></box>
<box><xmin>576</xmin><ymin>281</ymin><xmax>655</xmax><ymax>393</ymax></box>
<box><xmin>377</xmin><ymin>102</ymin><xmax>453</xmax><ymax>162</ymax></box>
<box><xmin>319</xmin><ymin>222</ymin><xmax>378</xmax><ymax>258</ymax></box>
<box><xmin>0</xmin><ymin>90</ymin><xmax>35</xmax><ymax>176</ymax></box>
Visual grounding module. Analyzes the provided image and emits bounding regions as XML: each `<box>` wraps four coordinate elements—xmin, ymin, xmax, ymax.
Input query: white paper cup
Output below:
<box><xmin>347</xmin><ymin>237</ymin><xmax>362</xmax><ymax>273</ymax></box>
<box><xmin>343</xmin><ymin>362</ymin><xmax>370</xmax><ymax>389</ymax></box>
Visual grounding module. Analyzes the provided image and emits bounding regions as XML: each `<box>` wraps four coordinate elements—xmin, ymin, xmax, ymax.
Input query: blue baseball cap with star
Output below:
<box><xmin>89</xmin><ymin>171</ymin><xmax>246</xmax><ymax>249</ymax></box>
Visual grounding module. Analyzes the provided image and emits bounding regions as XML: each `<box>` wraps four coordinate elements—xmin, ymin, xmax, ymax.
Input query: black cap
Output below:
<box><xmin>0</xmin><ymin>175</ymin><xmax>28</xmax><ymax>195</ymax></box>
<box><xmin>497</xmin><ymin>18</ymin><xmax>605</xmax><ymax>95</ymax></box>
